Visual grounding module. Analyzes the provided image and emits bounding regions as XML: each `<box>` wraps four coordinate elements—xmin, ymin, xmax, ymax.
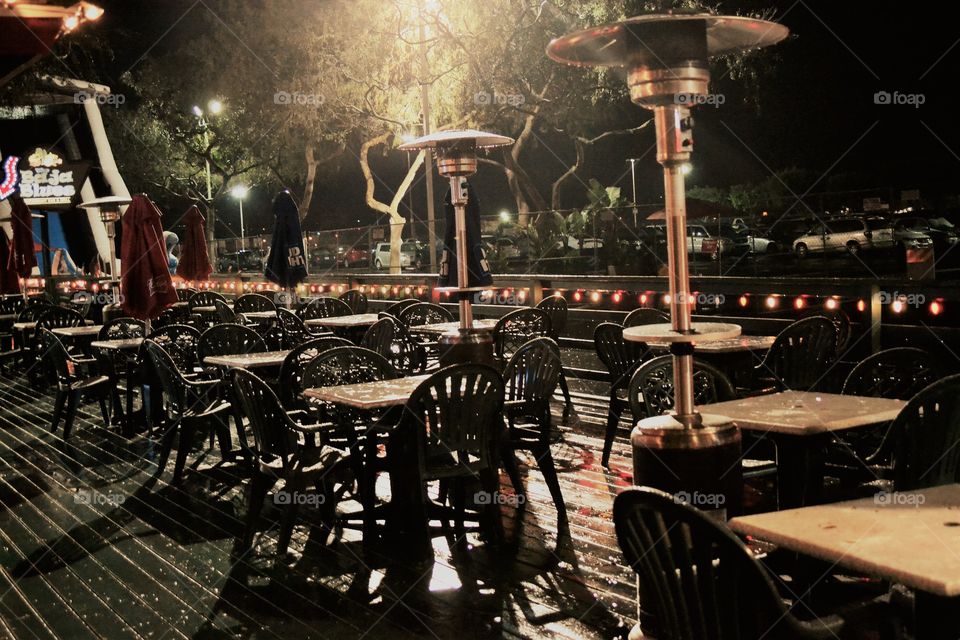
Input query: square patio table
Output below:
<box><xmin>52</xmin><ymin>325</ymin><xmax>103</xmax><ymax>338</ymax></box>
<box><xmin>701</xmin><ymin>391</ymin><xmax>905</xmax><ymax>508</ymax></box>
<box><xmin>303</xmin><ymin>313</ymin><xmax>380</xmax><ymax>328</ymax></box>
<box><xmin>203</xmin><ymin>350</ymin><xmax>291</xmax><ymax>369</ymax></box>
<box><xmin>730</xmin><ymin>483</ymin><xmax>960</xmax><ymax>639</ymax></box>
<box><xmin>303</xmin><ymin>374</ymin><xmax>431</xmax><ymax>409</ymax></box>
<box><xmin>407</xmin><ymin>319</ymin><xmax>497</xmax><ymax>335</ymax></box>
<box><xmin>90</xmin><ymin>338</ymin><xmax>144</xmax><ymax>351</ymax></box>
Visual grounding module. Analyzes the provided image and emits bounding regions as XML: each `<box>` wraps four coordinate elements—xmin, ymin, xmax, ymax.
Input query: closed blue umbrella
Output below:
<box><xmin>264</xmin><ymin>190</ymin><xmax>308</xmax><ymax>287</ymax></box>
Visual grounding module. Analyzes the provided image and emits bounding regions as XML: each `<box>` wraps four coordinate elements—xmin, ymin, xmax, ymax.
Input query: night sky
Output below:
<box><xmin>20</xmin><ymin>1</ymin><xmax>960</xmax><ymax>232</ymax></box>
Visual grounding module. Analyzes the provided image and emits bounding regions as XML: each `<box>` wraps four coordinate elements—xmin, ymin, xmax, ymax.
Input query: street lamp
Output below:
<box><xmin>192</xmin><ymin>99</ymin><xmax>225</xmax><ymax>260</ymax></box>
<box><xmin>230</xmin><ymin>184</ymin><xmax>248</xmax><ymax>250</ymax></box>
<box><xmin>499</xmin><ymin>210</ymin><xmax>511</xmax><ymax>223</ymax></box>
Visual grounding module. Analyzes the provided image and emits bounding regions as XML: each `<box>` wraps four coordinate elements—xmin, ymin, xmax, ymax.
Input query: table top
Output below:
<box><xmin>700</xmin><ymin>390</ymin><xmax>905</xmax><ymax>435</ymax></box>
<box><xmin>650</xmin><ymin>335</ymin><xmax>776</xmax><ymax>354</ymax></box>
<box><xmin>304</xmin><ymin>313</ymin><xmax>380</xmax><ymax>328</ymax></box>
<box><xmin>203</xmin><ymin>350</ymin><xmax>291</xmax><ymax>368</ymax></box>
<box><xmin>241</xmin><ymin>310</ymin><xmax>278</xmax><ymax>319</ymax></box>
<box><xmin>0</xmin><ymin>313</ymin><xmax>16</xmax><ymax>321</ymax></box>
<box><xmin>303</xmin><ymin>374</ymin><xmax>431</xmax><ymax>409</ymax></box>
<box><xmin>730</xmin><ymin>484</ymin><xmax>960</xmax><ymax>596</ymax></box>
<box><xmin>51</xmin><ymin>325</ymin><xmax>103</xmax><ymax>338</ymax></box>
<box><xmin>623</xmin><ymin>322</ymin><xmax>742</xmax><ymax>344</ymax></box>
<box><xmin>192</xmin><ymin>305</ymin><xmax>221</xmax><ymax>313</ymax></box>
<box><xmin>90</xmin><ymin>338</ymin><xmax>144</xmax><ymax>351</ymax></box>
<box><xmin>14</xmin><ymin>319</ymin><xmax>94</xmax><ymax>330</ymax></box>
<box><xmin>408</xmin><ymin>319</ymin><xmax>498</xmax><ymax>335</ymax></box>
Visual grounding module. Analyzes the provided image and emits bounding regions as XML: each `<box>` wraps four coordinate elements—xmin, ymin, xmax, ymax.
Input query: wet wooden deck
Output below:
<box><xmin>0</xmin><ymin>370</ymin><xmax>667</xmax><ymax>640</ymax></box>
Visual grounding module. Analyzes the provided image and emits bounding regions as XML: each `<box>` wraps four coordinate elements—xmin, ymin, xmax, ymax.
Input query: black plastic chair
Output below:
<box><xmin>614</xmin><ymin>487</ymin><xmax>858</xmax><ymax>640</ymax></box>
<box><xmin>39</xmin><ymin>329</ymin><xmax>111</xmax><ymax>441</ymax></box>
<box><xmin>95</xmin><ymin>317</ymin><xmax>146</xmax><ymax>421</ymax></box>
<box><xmin>362</xmin><ymin>316</ymin><xmax>427</xmax><ymax>376</ymax></box>
<box><xmin>339</xmin><ymin>289</ymin><xmax>368</xmax><ymax>314</ymax></box>
<box><xmin>276</xmin><ymin>336</ymin><xmax>354</xmax><ymax>410</ymax></box>
<box><xmin>754</xmin><ymin>316</ymin><xmax>838</xmax><ymax>392</ymax></box>
<box><xmin>197</xmin><ymin>324</ymin><xmax>267</xmax><ymax>365</ymax></box>
<box><xmin>176</xmin><ymin>288</ymin><xmax>197</xmax><ymax>302</ymax></box>
<box><xmin>296</xmin><ymin>296</ymin><xmax>352</xmax><ymax>321</ymax></box>
<box><xmin>233</xmin><ymin>293</ymin><xmax>276</xmax><ymax>314</ymax></box>
<box><xmin>144</xmin><ymin>340</ymin><xmax>235</xmax><ymax>485</ymax></box>
<box><xmin>214</xmin><ymin>299</ymin><xmax>243</xmax><ymax>324</ymax></box>
<box><xmin>231</xmin><ymin>368</ymin><xmax>344</xmax><ymax>557</ymax></box>
<box><xmin>276</xmin><ymin>308</ymin><xmax>313</xmax><ymax>348</ymax></box>
<box><xmin>36</xmin><ymin>306</ymin><xmax>84</xmax><ymax>332</ymax></box>
<box><xmin>491</xmin><ymin>308</ymin><xmax>551</xmax><ymax>366</ymax></box>
<box><xmin>146</xmin><ymin>324</ymin><xmax>200</xmax><ymax>373</ymax></box>
<box><xmin>99</xmin><ymin>317</ymin><xmax>146</xmax><ymax>340</ymax></box>
<box><xmin>623</xmin><ymin>307</ymin><xmax>669</xmax><ymax>328</ymax></box>
<box><xmin>383</xmin><ymin>298</ymin><xmax>419</xmax><ymax>317</ymax></box>
<box><xmin>395</xmin><ymin>364</ymin><xmax>505</xmax><ymax>540</ymax></box>
<box><xmin>360</xmin><ymin>317</ymin><xmax>394</xmax><ymax>356</ymax></box>
<box><xmin>397</xmin><ymin>302</ymin><xmax>453</xmax><ymax>326</ymax></box>
<box><xmin>188</xmin><ymin>290</ymin><xmax>227</xmax><ymax>313</ymax></box>
<box><xmin>594</xmin><ymin>322</ymin><xmax>649</xmax><ymax>467</ymax></box>
<box><xmin>535</xmin><ymin>295</ymin><xmax>573</xmax><ymax>413</ymax></box>
<box><xmin>888</xmin><ymin>374</ymin><xmax>960</xmax><ymax>491</ymax></box>
<box><xmin>628</xmin><ymin>355</ymin><xmax>737</xmax><ymax>420</ymax></box>
<box><xmin>499</xmin><ymin>338</ymin><xmax>566</xmax><ymax>523</ymax></box>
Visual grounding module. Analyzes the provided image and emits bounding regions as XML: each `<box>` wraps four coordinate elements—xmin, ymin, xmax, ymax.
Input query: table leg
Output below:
<box><xmin>772</xmin><ymin>433</ymin><xmax>827</xmax><ymax>509</ymax></box>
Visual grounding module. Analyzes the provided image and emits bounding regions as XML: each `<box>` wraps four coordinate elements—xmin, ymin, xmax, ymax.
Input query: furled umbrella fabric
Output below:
<box><xmin>264</xmin><ymin>190</ymin><xmax>308</xmax><ymax>287</ymax></box>
<box><xmin>0</xmin><ymin>232</ymin><xmax>20</xmax><ymax>294</ymax></box>
<box><xmin>438</xmin><ymin>178</ymin><xmax>492</xmax><ymax>288</ymax></box>
<box><xmin>7</xmin><ymin>195</ymin><xmax>36</xmax><ymax>278</ymax></box>
<box><xmin>120</xmin><ymin>195</ymin><xmax>178</xmax><ymax>320</ymax></box>
<box><xmin>175</xmin><ymin>204</ymin><xmax>212</xmax><ymax>281</ymax></box>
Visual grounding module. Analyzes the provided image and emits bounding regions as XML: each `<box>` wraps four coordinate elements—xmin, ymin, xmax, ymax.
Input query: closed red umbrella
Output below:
<box><xmin>120</xmin><ymin>195</ymin><xmax>178</xmax><ymax>320</ymax></box>
<box><xmin>7</xmin><ymin>195</ymin><xmax>36</xmax><ymax>278</ymax></box>
<box><xmin>175</xmin><ymin>204</ymin><xmax>212</xmax><ymax>281</ymax></box>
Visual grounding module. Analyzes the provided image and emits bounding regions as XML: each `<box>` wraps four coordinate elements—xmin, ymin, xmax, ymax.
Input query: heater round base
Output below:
<box><xmin>630</xmin><ymin>413</ymin><xmax>742</xmax><ymax>516</ymax></box>
<box><xmin>438</xmin><ymin>328</ymin><xmax>495</xmax><ymax>368</ymax></box>
<box><xmin>622</xmin><ymin>321</ymin><xmax>740</xmax><ymax>345</ymax></box>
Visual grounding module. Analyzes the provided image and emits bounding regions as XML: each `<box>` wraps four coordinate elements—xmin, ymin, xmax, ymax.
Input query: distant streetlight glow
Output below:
<box><xmin>499</xmin><ymin>210</ymin><xmax>510</xmax><ymax>222</ymax></box>
<box><xmin>192</xmin><ymin>105</ymin><xmax>203</xmax><ymax>117</ymax></box>
<box><xmin>230</xmin><ymin>184</ymin><xmax>248</xmax><ymax>200</ymax></box>
<box><xmin>208</xmin><ymin>99</ymin><xmax>224</xmax><ymax>115</ymax></box>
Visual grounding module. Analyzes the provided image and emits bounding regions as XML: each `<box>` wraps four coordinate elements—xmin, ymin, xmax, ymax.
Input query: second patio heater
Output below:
<box><xmin>548</xmin><ymin>15</ymin><xmax>788</xmax><ymax>513</ymax></box>
<box><xmin>79</xmin><ymin>194</ymin><xmax>131</xmax><ymax>318</ymax></box>
<box><xmin>400</xmin><ymin>129</ymin><xmax>513</xmax><ymax>366</ymax></box>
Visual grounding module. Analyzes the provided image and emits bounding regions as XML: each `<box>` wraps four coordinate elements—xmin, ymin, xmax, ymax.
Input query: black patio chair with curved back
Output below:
<box><xmin>339</xmin><ymin>289</ymin><xmax>368</xmax><ymax>314</ymax></box>
<box><xmin>491</xmin><ymin>308</ymin><xmax>551</xmax><ymax>367</ymax></box>
<box><xmin>276</xmin><ymin>308</ymin><xmax>313</xmax><ymax>348</ymax></box>
<box><xmin>276</xmin><ymin>336</ymin><xmax>353</xmax><ymax>411</ymax></box>
<box><xmin>888</xmin><ymin>374</ymin><xmax>960</xmax><ymax>491</ymax></box>
<box><xmin>397</xmin><ymin>302</ymin><xmax>454</xmax><ymax>326</ymax></box>
<box><xmin>146</xmin><ymin>324</ymin><xmax>201</xmax><ymax>374</ymax></box>
<box><xmin>143</xmin><ymin>340</ymin><xmax>236</xmax><ymax>486</ymax></box>
<box><xmin>296</xmin><ymin>296</ymin><xmax>352</xmax><ymax>322</ymax></box>
<box><xmin>36</xmin><ymin>306</ymin><xmax>84</xmax><ymax>333</ymax></box>
<box><xmin>231</xmin><ymin>368</ymin><xmax>345</xmax><ymax>557</ymax></box>
<box><xmin>188</xmin><ymin>290</ymin><xmax>227</xmax><ymax>312</ymax></box>
<box><xmin>535</xmin><ymin>295</ymin><xmax>573</xmax><ymax>414</ymax></box>
<box><xmin>383</xmin><ymin>298</ymin><xmax>420</xmax><ymax>317</ymax></box>
<box><xmin>197</xmin><ymin>324</ymin><xmax>268</xmax><ymax>365</ymax></box>
<box><xmin>214</xmin><ymin>299</ymin><xmax>243</xmax><ymax>324</ymax></box>
<box><xmin>594</xmin><ymin>322</ymin><xmax>650</xmax><ymax>467</ymax></box>
<box><xmin>7</xmin><ymin>302</ymin><xmax>51</xmax><ymax>373</ymax></box>
<box><xmin>613</xmin><ymin>486</ymin><xmax>886</xmax><ymax>640</ymax></box>
<box><xmin>753</xmin><ymin>316</ymin><xmax>839</xmax><ymax>392</ymax></box>
<box><xmin>623</xmin><ymin>307</ymin><xmax>670</xmax><ymax>328</ymax></box>
<box><xmin>176</xmin><ymin>288</ymin><xmax>197</xmax><ymax>302</ymax></box>
<box><xmin>818</xmin><ymin>307</ymin><xmax>852</xmax><ymax>355</ymax></box>
<box><xmin>393</xmin><ymin>364</ymin><xmax>505</xmax><ymax>541</ymax></box>
<box><xmin>233</xmin><ymin>293</ymin><xmax>276</xmax><ymax>314</ymax></box>
<box><xmin>362</xmin><ymin>316</ymin><xmax>427</xmax><ymax>376</ymax></box>
<box><xmin>0</xmin><ymin>296</ymin><xmax>25</xmax><ymax>356</ymax></box>
<box><xmin>39</xmin><ymin>329</ymin><xmax>111</xmax><ymax>440</ymax></box>
<box><xmin>65</xmin><ymin>293</ymin><xmax>93</xmax><ymax>320</ymax></box>
<box><xmin>99</xmin><ymin>317</ymin><xmax>146</xmax><ymax>340</ymax></box>
<box><xmin>499</xmin><ymin>337</ymin><xmax>567</xmax><ymax>523</ymax></box>
<box><xmin>95</xmin><ymin>317</ymin><xmax>146</xmax><ymax>421</ymax></box>
<box><xmin>824</xmin><ymin>348</ymin><xmax>944</xmax><ymax>492</ymax></box>
<box><xmin>628</xmin><ymin>354</ymin><xmax>737</xmax><ymax>420</ymax></box>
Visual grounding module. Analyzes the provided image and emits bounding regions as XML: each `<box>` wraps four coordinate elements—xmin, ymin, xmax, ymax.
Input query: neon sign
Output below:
<box><xmin>0</xmin><ymin>156</ymin><xmax>20</xmax><ymax>200</ymax></box>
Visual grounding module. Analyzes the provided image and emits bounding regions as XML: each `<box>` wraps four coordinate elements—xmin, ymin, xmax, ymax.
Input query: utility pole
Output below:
<box><xmin>418</xmin><ymin>14</ymin><xmax>437</xmax><ymax>271</ymax></box>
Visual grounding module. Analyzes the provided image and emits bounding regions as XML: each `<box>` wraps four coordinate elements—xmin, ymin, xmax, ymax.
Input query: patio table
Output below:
<box><xmin>203</xmin><ymin>350</ymin><xmax>291</xmax><ymax>369</ymax></box>
<box><xmin>52</xmin><ymin>325</ymin><xmax>103</xmax><ymax>338</ymax></box>
<box><xmin>701</xmin><ymin>390</ymin><xmax>905</xmax><ymax>508</ymax></box>
<box><xmin>730</xmin><ymin>483</ymin><xmax>960</xmax><ymax>639</ymax></box>
<box><xmin>241</xmin><ymin>310</ymin><xmax>278</xmax><ymax>320</ymax></box>
<box><xmin>407</xmin><ymin>319</ymin><xmax>497</xmax><ymax>335</ymax></box>
<box><xmin>304</xmin><ymin>313</ymin><xmax>380</xmax><ymax>328</ymax></box>
<box><xmin>90</xmin><ymin>338</ymin><xmax>144</xmax><ymax>351</ymax></box>
<box><xmin>303</xmin><ymin>374</ymin><xmax>430</xmax><ymax>409</ymax></box>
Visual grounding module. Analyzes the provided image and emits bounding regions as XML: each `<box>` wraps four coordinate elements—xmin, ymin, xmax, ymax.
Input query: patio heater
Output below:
<box><xmin>400</xmin><ymin>130</ymin><xmax>513</xmax><ymax>367</ymax></box>
<box><xmin>79</xmin><ymin>195</ymin><xmax>131</xmax><ymax>320</ymax></box>
<box><xmin>548</xmin><ymin>15</ymin><xmax>788</xmax><ymax>513</ymax></box>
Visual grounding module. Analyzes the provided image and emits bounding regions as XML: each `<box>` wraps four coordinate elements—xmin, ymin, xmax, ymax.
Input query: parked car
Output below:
<box><xmin>793</xmin><ymin>215</ymin><xmax>896</xmax><ymax>258</ymax></box>
<box><xmin>718</xmin><ymin>224</ymin><xmax>779</xmax><ymax>255</ymax></box>
<box><xmin>216</xmin><ymin>250</ymin><xmax>262</xmax><ymax>273</ymax></box>
<box><xmin>564</xmin><ymin>235</ymin><xmax>603</xmax><ymax>251</ymax></box>
<box><xmin>337</xmin><ymin>246</ymin><xmax>370</xmax><ymax>268</ymax></box>
<box><xmin>894</xmin><ymin>216</ymin><xmax>958</xmax><ymax>252</ymax></box>
<box><xmin>892</xmin><ymin>224</ymin><xmax>933</xmax><ymax>251</ymax></box>
<box><xmin>373</xmin><ymin>241</ymin><xmax>414</xmax><ymax>269</ymax></box>
<box><xmin>402</xmin><ymin>240</ymin><xmax>429</xmax><ymax>269</ymax></box>
<box><xmin>309</xmin><ymin>248</ymin><xmax>338</xmax><ymax>270</ymax></box>
<box><xmin>482</xmin><ymin>235</ymin><xmax>522</xmax><ymax>262</ymax></box>
<box><xmin>645</xmin><ymin>223</ymin><xmax>734</xmax><ymax>260</ymax></box>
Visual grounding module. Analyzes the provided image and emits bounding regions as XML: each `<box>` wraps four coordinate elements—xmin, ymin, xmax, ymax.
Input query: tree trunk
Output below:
<box><xmin>300</xmin><ymin>143</ymin><xmax>317</xmax><ymax>221</ymax></box>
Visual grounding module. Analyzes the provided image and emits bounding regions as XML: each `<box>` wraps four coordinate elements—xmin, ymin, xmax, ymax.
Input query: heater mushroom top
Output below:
<box><xmin>398</xmin><ymin>129</ymin><xmax>514</xmax><ymax>152</ymax></box>
<box><xmin>546</xmin><ymin>13</ymin><xmax>789</xmax><ymax>69</ymax></box>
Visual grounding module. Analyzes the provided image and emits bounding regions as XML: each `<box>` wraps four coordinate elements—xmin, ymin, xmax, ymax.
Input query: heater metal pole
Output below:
<box><xmin>449</xmin><ymin>177</ymin><xmax>472</xmax><ymax>329</ymax></box>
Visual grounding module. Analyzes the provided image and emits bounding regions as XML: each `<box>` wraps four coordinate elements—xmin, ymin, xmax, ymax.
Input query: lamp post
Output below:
<box><xmin>549</xmin><ymin>13</ymin><xmax>787</xmax><ymax>510</ymax></box>
<box><xmin>627</xmin><ymin>158</ymin><xmax>639</xmax><ymax>228</ymax></box>
<box><xmin>230</xmin><ymin>184</ymin><xmax>248</xmax><ymax>250</ymax></box>
<box><xmin>192</xmin><ymin>99</ymin><xmax>223</xmax><ymax>261</ymax></box>
<box><xmin>400</xmin><ymin>129</ymin><xmax>513</xmax><ymax>364</ymax></box>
